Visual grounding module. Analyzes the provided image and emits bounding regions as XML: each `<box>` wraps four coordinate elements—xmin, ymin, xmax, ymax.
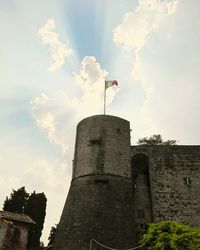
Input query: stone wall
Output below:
<box><xmin>73</xmin><ymin>115</ymin><xmax>131</xmax><ymax>179</ymax></box>
<box><xmin>53</xmin><ymin>175</ymin><xmax>136</xmax><ymax>250</ymax></box>
<box><xmin>0</xmin><ymin>219</ymin><xmax>20</xmax><ymax>250</ymax></box>
<box><xmin>53</xmin><ymin>115</ymin><xmax>136</xmax><ymax>250</ymax></box>
<box><xmin>53</xmin><ymin>115</ymin><xmax>200</xmax><ymax>249</ymax></box>
<box><xmin>131</xmin><ymin>145</ymin><xmax>200</xmax><ymax>228</ymax></box>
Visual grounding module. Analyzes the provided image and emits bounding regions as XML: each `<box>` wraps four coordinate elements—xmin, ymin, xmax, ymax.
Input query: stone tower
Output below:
<box><xmin>53</xmin><ymin>115</ymin><xmax>136</xmax><ymax>250</ymax></box>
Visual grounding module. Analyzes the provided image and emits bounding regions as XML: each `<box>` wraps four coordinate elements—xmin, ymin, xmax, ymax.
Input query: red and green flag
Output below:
<box><xmin>103</xmin><ymin>79</ymin><xmax>119</xmax><ymax>114</ymax></box>
<box><xmin>105</xmin><ymin>80</ymin><xmax>118</xmax><ymax>89</ymax></box>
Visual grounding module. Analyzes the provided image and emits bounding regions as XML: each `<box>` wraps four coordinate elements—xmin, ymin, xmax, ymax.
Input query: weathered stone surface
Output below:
<box><xmin>53</xmin><ymin>175</ymin><xmax>136</xmax><ymax>250</ymax></box>
<box><xmin>131</xmin><ymin>145</ymin><xmax>200</xmax><ymax>229</ymax></box>
<box><xmin>53</xmin><ymin>114</ymin><xmax>200</xmax><ymax>249</ymax></box>
<box><xmin>0</xmin><ymin>219</ymin><xmax>20</xmax><ymax>250</ymax></box>
<box><xmin>0</xmin><ymin>211</ymin><xmax>35</xmax><ymax>250</ymax></box>
<box><xmin>53</xmin><ymin>115</ymin><xmax>136</xmax><ymax>250</ymax></box>
<box><xmin>0</xmin><ymin>219</ymin><xmax>32</xmax><ymax>250</ymax></box>
<box><xmin>73</xmin><ymin>115</ymin><xmax>131</xmax><ymax>179</ymax></box>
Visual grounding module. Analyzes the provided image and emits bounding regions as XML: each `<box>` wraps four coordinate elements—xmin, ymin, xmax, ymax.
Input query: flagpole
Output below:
<box><xmin>104</xmin><ymin>80</ymin><xmax>106</xmax><ymax>115</ymax></box>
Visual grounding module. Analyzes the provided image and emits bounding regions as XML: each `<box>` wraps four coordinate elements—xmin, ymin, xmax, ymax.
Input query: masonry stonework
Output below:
<box><xmin>131</xmin><ymin>145</ymin><xmax>200</xmax><ymax>232</ymax></box>
<box><xmin>73</xmin><ymin>115</ymin><xmax>132</xmax><ymax>179</ymax></box>
<box><xmin>53</xmin><ymin>115</ymin><xmax>136</xmax><ymax>250</ymax></box>
<box><xmin>53</xmin><ymin>115</ymin><xmax>200</xmax><ymax>249</ymax></box>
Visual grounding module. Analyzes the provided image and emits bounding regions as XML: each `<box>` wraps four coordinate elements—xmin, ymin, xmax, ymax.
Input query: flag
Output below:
<box><xmin>105</xmin><ymin>80</ymin><xmax>118</xmax><ymax>89</ymax></box>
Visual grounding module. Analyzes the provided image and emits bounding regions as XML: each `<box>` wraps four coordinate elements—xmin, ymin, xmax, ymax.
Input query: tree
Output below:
<box><xmin>137</xmin><ymin>134</ymin><xmax>177</xmax><ymax>146</ymax></box>
<box><xmin>26</xmin><ymin>191</ymin><xmax>47</xmax><ymax>247</ymax></box>
<box><xmin>3</xmin><ymin>187</ymin><xmax>47</xmax><ymax>248</ymax></box>
<box><xmin>140</xmin><ymin>221</ymin><xmax>200</xmax><ymax>250</ymax></box>
<box><xmin>3</xmin><ymin>186</ymin><xmax>29</xmax><ymax>213</ymax></box>
<box><xmin>48</xmin><ymin>224</ymin><xmax>58</xmax><ymax>246</ymax></box>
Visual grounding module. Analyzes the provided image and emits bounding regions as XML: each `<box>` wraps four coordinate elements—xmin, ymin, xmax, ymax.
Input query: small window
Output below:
<box><xmin>94</xmin><ymin>179</ymin><xmax>109</xmax><ymax>184</ymax></box>
<box><xmin>183</xmin><ymin>177</ymin><xmax>191</xmax><ymax>186</ymax></box>
<box><xmin>88</xmin><ymin>138</ymin><xmax>102</xmax><ymax>146</ymax></box>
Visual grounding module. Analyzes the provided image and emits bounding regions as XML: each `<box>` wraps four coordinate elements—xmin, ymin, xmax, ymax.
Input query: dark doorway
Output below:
<box><xmin>132</xmin><ymin>154</ymin><xmax>153</xmax><ymax>238</ymax></box>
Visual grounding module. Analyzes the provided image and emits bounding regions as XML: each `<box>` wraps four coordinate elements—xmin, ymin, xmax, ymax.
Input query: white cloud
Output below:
<box><xmin>31</xmin><ymin>92</ymin><xmax>75</xmax><ymax>154</ymax></box>
<box><xmin>73</xmin><ymin>56</ymin><xmax>119</xmax><ymax>115</ymax></box>
<box><xmin>0</xmin><ymin>154</ymin><xmax>4</xmax><ymax>161</ymax></box>
<box><xmin>31</xmin><ymin>56</ymin><xmax>119</xmax><ymax>154</ymax></box>
<box><xmin>113</xmin><ymin>0</ymin><xmax>177</xmax><ymax>51</ymax></box>
<box><xmin>0</xmin><ymin>159</ymin><xmax>69</xmax><ymax>202</ymax></box>
<box><xmin>113</xmin><ymin>0</ymin><xmax>200</xmax><ymax>144</ymax></box>
<box><xmin>38</xmin><ymin>19</ymin><xmax>74</xmax><ymax>72</ymax></box>
<box><xmin>0</xmin><ymin>176</ymin><xmax>22</xmax><ymax>211</ymax></box>
<box><xmin>23</xmin><ymin>160</ymin><xmax>67</xmax><ymax>192</ymax></box>
<box><xmin>113</xmin><ymin>0</ymin><xmax>178</xmax><ymax>135</ymax></box>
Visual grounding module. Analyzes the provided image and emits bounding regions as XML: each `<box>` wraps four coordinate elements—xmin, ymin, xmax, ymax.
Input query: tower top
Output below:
<box><xmin>77</xmin><ymin>114</ymin><xmax>129</xmax><ymax>127</ymax></box>
<box><xmin>72</xmin><ymin>114</ymin><xmax>131</xmax><ymax>179</ymax></box>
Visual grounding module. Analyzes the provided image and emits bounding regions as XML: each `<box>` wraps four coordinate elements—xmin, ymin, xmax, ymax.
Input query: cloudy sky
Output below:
<box><xmin>1</xmin><ymin>0</ymin><xmax>200</xmax><ymax>245</ymax></box>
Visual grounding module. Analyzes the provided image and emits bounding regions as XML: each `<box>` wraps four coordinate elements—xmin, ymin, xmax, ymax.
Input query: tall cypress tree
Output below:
<box><xmin>26</xmin><ymin>191</ymin><xmax>47</xmax><ymax>247</ymax></box>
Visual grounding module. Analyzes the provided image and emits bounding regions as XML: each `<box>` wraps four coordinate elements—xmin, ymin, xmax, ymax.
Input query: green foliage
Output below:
<box><xmin>48</xmin><ymin>224</ymin><xmax>58</xmax><ymax>246</ymax></box>
<box><xmin>26</xmin><ymin>191</ymin><xmax>47</xmax><ymax>247</ymax></box>
<box><xmin>3</xmin><ymin>186</ymin><xmax>29</xmax><ymax>213</ymax></box>
<box><xmin>3</xmin><ymin>187</ymin><xmax>47</xmax><ymax>248</ymax></box>
<box><xmin>137</xmin><ymin>134</ymin><xmax>177</xmax><ymax>146</ymax></box>
<box><xmin>140</xmin><ymin>221</ymin><xmax>200</xmax><ymax>250</ymax></box>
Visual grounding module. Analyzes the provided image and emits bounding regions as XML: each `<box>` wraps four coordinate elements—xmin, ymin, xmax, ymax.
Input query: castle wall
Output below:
<box><xmin>131</xmin><ymin>145</ymin><xmax>200</xmax><ymax>228</ymax></box>
<box><xmin>53</xmin><ymin>114</ymin><xmax>200</xmax><ymax>249</ymax></box>
<box><xmin>54</xmin><ymin>176</ymin><xmax>135</xmax><ymax>250</ymax></box>
<box><xmin>53</xmin><ymin>115</ymin><xmax>136</xmax><ymax>250</ymax></box>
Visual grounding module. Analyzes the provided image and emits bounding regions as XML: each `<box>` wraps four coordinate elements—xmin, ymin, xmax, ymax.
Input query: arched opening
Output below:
<box><xmin>132</xmin><ymin>154</ymin><xmax>153</xmax><ymax>237</ymax></box>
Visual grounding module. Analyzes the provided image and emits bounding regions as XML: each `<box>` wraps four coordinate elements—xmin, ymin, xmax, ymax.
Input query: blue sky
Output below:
<box><xmin>1</xmin><ymin>0</ymin><xmax>200</xmax><ymax>245</ymax></box>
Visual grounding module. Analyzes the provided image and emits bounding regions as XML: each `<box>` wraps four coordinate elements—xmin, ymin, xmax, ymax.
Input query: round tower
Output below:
<box><xmin>53</xmin><ymin>115</ymin><xmax>136</xmax><ymax>250</ymax></box>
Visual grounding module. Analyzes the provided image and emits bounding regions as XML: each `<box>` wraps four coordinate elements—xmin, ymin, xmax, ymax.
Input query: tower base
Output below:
<box><xmin>53</xmin><ymin>175</ymin><xmax>136</xmax><ymax>250</ymax></box>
